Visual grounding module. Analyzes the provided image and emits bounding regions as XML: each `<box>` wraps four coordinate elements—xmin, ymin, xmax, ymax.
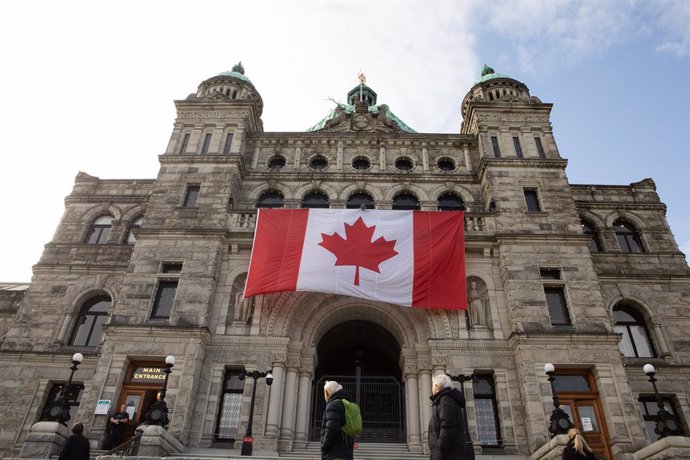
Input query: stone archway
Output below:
<box><xmin>310</xmin><ymin>320</ymin><xmax>405</xmax><ymax>443</ymax></box>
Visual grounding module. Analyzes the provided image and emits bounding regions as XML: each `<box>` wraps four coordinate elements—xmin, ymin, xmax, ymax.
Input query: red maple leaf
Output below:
<box><xmin>318</xmin><ymin>217</ymin><xmax>398</xmax><ymax>286</ymax></box>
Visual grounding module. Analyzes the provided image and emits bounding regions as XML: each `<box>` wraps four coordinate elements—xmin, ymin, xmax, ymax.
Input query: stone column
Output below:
<box><xmin>265</xmin><ymin>360</ymin><xmax>285</xmax><ymax>438</ymax></box>
<box><xmin>293</xmin><ymin>365</ymin><xmax>313</xmax><ymax>448</ymax></box>
<box><xmin>405</xmin><ymin>369</ymin><xmax>422</xmax><ymax>452</ymax></box>
<box><xmin>419</xmin><ymin>364</ymin><xmax>433</xmax><ymax>445</ymax></box>
<box><xmin>279</xmin><ymin>362</ymin><xmax>299</xmax><ymax>446</ymax></box>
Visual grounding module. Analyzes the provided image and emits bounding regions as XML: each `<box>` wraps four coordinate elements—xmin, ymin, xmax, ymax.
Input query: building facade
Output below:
<box><xmin>0</xmin><ymin>64</ymin><xmax>689</xmax><ymax>459</ymax></box>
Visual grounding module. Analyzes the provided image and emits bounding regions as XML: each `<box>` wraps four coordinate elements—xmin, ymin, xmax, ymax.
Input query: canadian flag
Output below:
<box><xmin>244</xmin><ymin>209</ymin><xmax>467</xmax><ymax>309</ymax></box>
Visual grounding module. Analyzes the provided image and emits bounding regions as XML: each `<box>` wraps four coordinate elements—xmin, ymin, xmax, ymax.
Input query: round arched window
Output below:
<box><xmin>309</xmin><ymin>156</ymin><xmax>328</xmax><ymax>171</ymax></box>
<box><xmin>301</xmin><ymin>192</ymin><xmax>329</xmax><ymax>208</ymax></box>
<box><xmin>613</xmin><ymin>219</ymin><xmax>643</xmax><ymax>253</ymax></box>
<box><xmin>437</xmin><ymin>158</ymin><xmax>455</xmax><ymax>171</ymax></box>
<box><xmin>352</xmin><ymin>157</ymin><xmax>371</xmax><ymax>171</ymax></box>
<box><xmin>580</xmin><ymin>220</ymin><xmax>603</xmax><ymax>253</ymax></box>
<box><xmin>392</xmin><ymin>193</ymin><xmax>419</xmax><ymax>210</ymax></box>
<box><xmin>70</xmin><ymin>296</ymin><xmax>111</xmax><ymax>347</ymax></box>
<box><xmin>257</xmin><ymin>191</ymin><xmax>284</xmax><ymax>208</ymax></box>
<box><xmin>395</xmin><ymin>157</ymin><xmax>414</xmax><ymax>172</ymax></box>
<box><xmin>438</xmin><ymin>193</ymin><xmax>465</xmax><ymax>211</ymax></box>
<box><xmin>86</xmin><ymin>216</ymin><xmax>113</xmax><ymax>244</ymax></box>
<box><xmin>347</xmin><ymin>192</ymin><xmax>375</xmax><ymax>209</ymax></box>
<box><xmin>267</xmin><ymin>156</ymin><xmax>286</xmax><ymax>172</ymax></box>
<box><xmin>613</xmin><ymin>304</ymin><xmax>655</xmax><ymax>358</ymax></box>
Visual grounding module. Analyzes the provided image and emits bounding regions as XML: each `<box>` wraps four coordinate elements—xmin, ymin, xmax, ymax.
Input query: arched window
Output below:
<box><xmin>267</xmin><ymin>156</ymin><xmax>286</xmax><ymax>172</ymax></box>
<box><xmin>309</xmin><ymin>156</ymin><xmax>328</xmax><ymax>171</ymax></box>
<box><xmin>394</xmin><ymin>157</ymin><xmax>414</xmax><ymax>172</ymax></box>
<box><xmin>69</xmin><ymin>296</ymin><xmax>111</xmax><ymax>347</ymax></box>
<box><xmin>86</xmin><ymin>216</ymin><xmax>113</xmax><ymax>244</ymax></box>
<box><xmin>438</xmin><ymin>193</ymin><xmax>465</xmax><ymax>211</ymax></box>
<box><xmin>392</xmin><ymin>193</ymin><xmax>419</xmax><ymax>210</ymax></box>
<box><xmin>352</xmin><ymin>157</ymin><xmax>371</xmax><ymax>171</ymax></box>
<box><xmin>437</xmin><ymin>158</ymin><xmax>455</xmax><ymax>171</ymax></box>
<box><xmin>613</xmin><ymin>219</ymin><xmax>643</xmax><ymax>253</ymax></box>
<box><xmin>127</xmin><ymin>217</ymin><xmax>143</xmax><ymax>244</ymax></box>
<box><xmin>256</xmin><ymin>191</ymin><xmax>284</xmax><ymax>208</ymax></box>
<box><xmin>347</xmin><ymin>192</ymin><xmax>374</xmax><ymax>209</ymax></box>
<box><xmin>580</xmin><ymin>219</ymin><xmax>603</xmax><ymax>253</ymax></box>
<box><xmin>301</xmin><ymin>191</ymin><xmax>329</xmax><ymax>209</ymax></box>
<box><xmin>613</xmin><ymin>304</ymin><xmax>655</xmax><ymax>357</ymax></box>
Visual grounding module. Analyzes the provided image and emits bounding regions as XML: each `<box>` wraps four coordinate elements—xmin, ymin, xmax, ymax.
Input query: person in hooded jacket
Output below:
<box><xmin>320</xmin><ymin>380</ymin><xmax>354</xmax><ymax>460</ymax></box>
<box><xmin>428</xmin><ymin>374</ymin><xmax>468</xmax><ymax>460</ymax></box>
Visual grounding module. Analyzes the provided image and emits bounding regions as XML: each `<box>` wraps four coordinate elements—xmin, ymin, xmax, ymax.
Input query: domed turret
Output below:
<box><xmin>193</xmin><ymin>62</ymin><xmax>263</xmax><ymax>116</ymax></box>
<box><xmin>460</xmin><ymin>65</ymin><xmax>535</xmax><ymax>119</ymax></box>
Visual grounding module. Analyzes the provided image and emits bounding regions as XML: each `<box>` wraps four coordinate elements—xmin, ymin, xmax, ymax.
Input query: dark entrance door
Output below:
<box><xmin>309</xmin><ymin>320</ymin><xmax>404</xmax><ymax>443</ymax></box>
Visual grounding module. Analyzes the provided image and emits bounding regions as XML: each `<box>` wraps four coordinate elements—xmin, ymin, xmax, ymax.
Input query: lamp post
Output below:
<box><xmin>238</xmin><ymin>369</ymin><xmax>273</xmax><ymax>456</ymax></box>
<box><xmin>448</xmin><ymin>373</ymin><xmax>477</xmax><ymax>460</ymax></box>
<box><xmin>643</xmin><ymin>364</ymin><xmax>680</xmax><ymax>439</ymax></box>
<box><xmin>43</xmin><ymin>353</ymin><xmax>83</xmax><ymax>424</ymax></box>
<box><xmin>544</xmin><ymin>363</ymin><xmax>573</xmax><ymax>436</ymax></box>
<box><xmin>144</xmin><ymin>355</ymin><xmax>175</xmax><ymax>427</ymax></box>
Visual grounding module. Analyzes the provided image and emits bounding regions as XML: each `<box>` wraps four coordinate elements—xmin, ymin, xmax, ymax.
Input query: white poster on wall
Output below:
<box><xmin>582</xmin><ymin>417</ymin><xmax>594</xmax><ymax>432</ymax></box>
<box><xmin>94</xmin><ymin>400</ymin><xmax>111</xmax><ymax>415</ymax></box>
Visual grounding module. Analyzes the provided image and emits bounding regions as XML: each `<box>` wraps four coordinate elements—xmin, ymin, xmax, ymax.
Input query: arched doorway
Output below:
<box><xmin>310</xmin><ymin>320</ymin><xmax>404</xmax><ymax>442</ymax></box>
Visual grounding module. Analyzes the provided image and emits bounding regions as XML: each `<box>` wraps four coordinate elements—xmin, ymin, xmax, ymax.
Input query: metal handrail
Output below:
<box><xmin>108</xmin><ymin>428</ymin><xmax>143</xmax><ymax>457</ymax></box>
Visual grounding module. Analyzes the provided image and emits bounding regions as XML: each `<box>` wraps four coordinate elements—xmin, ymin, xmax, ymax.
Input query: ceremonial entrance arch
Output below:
<box><xmin>285</xmin><ymin>297</ymin><xmax>429</xmax><ymax>444</ymax></box>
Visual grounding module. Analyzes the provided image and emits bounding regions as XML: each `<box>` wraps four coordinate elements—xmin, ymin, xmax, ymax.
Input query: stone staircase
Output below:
<box><xmin>164</xmin><ymin>442</ymin><xmax>530</xmax><ymax>460</ymax></box>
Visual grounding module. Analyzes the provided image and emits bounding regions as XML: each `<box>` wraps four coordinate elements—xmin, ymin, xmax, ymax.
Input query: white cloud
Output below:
<box><xmin>647</xmin><ymin>0</ymin><xmax>690</xmax><ymax>56</ymax></box>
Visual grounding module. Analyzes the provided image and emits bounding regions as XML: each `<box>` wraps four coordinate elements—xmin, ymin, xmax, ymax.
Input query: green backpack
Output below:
<box><xmin>340</xmin><ymin>399</ymin><xmax>362</xmax><ymax>439</ymax></box>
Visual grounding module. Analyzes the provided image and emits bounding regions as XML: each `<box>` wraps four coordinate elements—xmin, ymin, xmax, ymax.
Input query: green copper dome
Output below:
<box><xmin>474</xmin><ymin>64</ymin><xmax>513</xmax><ymax>84</ymax></box>
<box><xmin>218</xmin><ymin>61</ymin><xmax>252</xmax><ymax>84</ymax></box>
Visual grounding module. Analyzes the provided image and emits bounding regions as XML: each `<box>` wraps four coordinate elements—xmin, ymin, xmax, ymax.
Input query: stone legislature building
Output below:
<box><xmin>1</xmin><ymin>63</ymin><xmax>689</xmax><ymax>460</ymax></box>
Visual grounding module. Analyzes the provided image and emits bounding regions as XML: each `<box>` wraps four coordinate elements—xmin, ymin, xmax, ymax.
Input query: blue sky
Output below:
<box><xmin>0</xmin><ymin>0</ymin><xmax>688</xmax><ymax>282</ymax></box>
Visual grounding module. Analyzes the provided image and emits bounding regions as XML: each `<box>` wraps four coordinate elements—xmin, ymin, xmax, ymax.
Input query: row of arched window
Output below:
<box><xmin>257</xmin><ymin>190</ymin><xmax>466</xmax><ymax>211</ymax></box>
<box><xmin>581</xmin><ymin>218</ymin><xmax>645</xmax><ymax>253</ymax></box>
<box><xmin>68</xmin><ymin>291</ymin><xmax>658</xmax><ymax>361</ymax></box>
<box><xmin>266</xmin><ymin>154</ymin><xmax>459</xmax><ymax>173</ymax></box>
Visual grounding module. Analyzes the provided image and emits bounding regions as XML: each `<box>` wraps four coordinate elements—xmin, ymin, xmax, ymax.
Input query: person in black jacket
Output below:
<box><xmin>428</xmin><ymin>374</ymin><xmax>468</xmax><ymax>460</ymax></box>
<box><xmin>320</xmin><ymin>380</ymin><xmax>354</xmax><ymax>460</ymax></box>
<box><xmin>562</xmin><ymin>428</ymin><xmax>597</xmax><ymax>460</ymax></box>
<box><xmin>58</xmin><ymin>422</ymin><xmax>90</xmax><ymax>460</ymax></box>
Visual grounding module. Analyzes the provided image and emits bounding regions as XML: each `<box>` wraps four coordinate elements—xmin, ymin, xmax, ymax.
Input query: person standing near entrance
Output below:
<box><xmin>109</xmin><ymin>404</ymin><xmax>130</xmax><ymax>448</ymax></box>
<box><xmin>58</xmin><ymin>422</ymin><xmax>90</xmax><ymax>460</ymax></box>
<box><xmin>428</xmin><ymin>374</ymin><xmax>468</xmax><ymax>460</ymax></box>
<box><xmin>320</xmin><ymin>380</ymin><xmax>354</xmax><ymax>460</ymax></box>
<box><xmin>562</xmin><ymin>428</ymin><xmax>597</xmax><ymax>460</ymax></box>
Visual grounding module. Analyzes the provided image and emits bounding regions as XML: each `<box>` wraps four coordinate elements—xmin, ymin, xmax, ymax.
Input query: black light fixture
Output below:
<box><xmin>238</xmin><ymin>369</ymin><xmax>273</xmax><ymax>456</ymax></box>
<box><xmin>643</xmin><ymin>364</ymin><xmax>680</xmax><ymax>439</ymax></box>
<box><xmin>544</xmin><ymin>363</ymin><xmax>573</xmax><ymax>436</ymax></box>
<box><xmin>448</xmin><ymin>373</ymin><xmax>477</xmax><ymax>460</ymax></box>
<box><xmin>43</xmin><ymin>353</ymin><xmax>84</xmax><ymax>424</ymax></box>
<box><xmin>144</xmin><ymin>355</ymin><xmax>175</xmax><ymax>427</ymax></box>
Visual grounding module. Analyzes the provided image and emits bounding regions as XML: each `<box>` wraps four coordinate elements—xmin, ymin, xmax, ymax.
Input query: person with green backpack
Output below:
<box><xmin>320</xmin><ymin>380</ymin><xmax>361</xmax><ymax>460</ymax></box>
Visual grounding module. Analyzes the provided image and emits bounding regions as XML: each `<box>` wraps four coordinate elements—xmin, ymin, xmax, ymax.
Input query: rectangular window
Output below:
<box><xmin>42</xmin><ymin>382</ymin><xmax>84</xmax><ymax>421</ymax></box>
<box><xmin>178</xmin><ymin>133</ymin><xmax>190</xmax><ymax>154</ymax></box>
<box><xmin>524</xmin><ymin>188</ymin><xmax>541</xmax><ymax>212</ymax></box>
<box><xmin>151</xmin><ymin>280</ymin><xmax>177</xmax><ymax>319</ymax></box>
<box><xmin>491</xmin><ymin>136</ymin><xmax>501</xmax><ymax>158</ymax></box>
<box><xmin>223</xmin><ymin>133</ymin><xmax>234</xmax><ymax>154</ymax></box>
<box><xmin>638</xmin><ymin>397</ymin><xmax>683</xmax><ymax>442</ymax></box>
<box><xmin>214</xmin><ymin>370</ymin><xmax>245</xmax><ymax>441</ymax></box>
<box><xmin>513</xmin><ymin>136</ymin><xmax>523</xmax><ymax>158</ymax></box>
<box><xmin>473</xmin><ymin>375</ymin><xmax>502</xmax><ymax>447</ymax></box>
<box><xmin>545</xmin><ymin>286</ymin><xmax>572</xmax><ymax>327</ymax></box>
<box><xmin>201</xmin><ymin>133</ymin><xmax>212</xmax><ymax>154</ymax></box>
<box><xmin>540</xmin><ymin>268</ymin><xmax>561</xmax><ymax>280</ymax></box>
<box><xmin>182</xmin><ymin>185</ymin><xmax>200</xmax><ymax>207</ymax></box>
<box><xmin>161</xmin><ymin>262</ymin><xmax>183</xmax><ymax>274</ymax></box>
<box><xmin>534</xmin><ymin>137</ymin><xmax>546</xmax><ymax>158</ymax></box>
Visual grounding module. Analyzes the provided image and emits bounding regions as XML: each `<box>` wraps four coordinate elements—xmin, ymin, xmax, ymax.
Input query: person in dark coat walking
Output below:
<box><xmin>562</xmin><ymin>428</ymin><xmax>597</xmax><ymax>460</ymax></box>
<box><xmin>320</xmin><ymin>380</ymin><xmax>354</xmax><ymax>460</ymax></box>
<box><xmin>58</xmin><ymin>422</ymin><xmax>90</xmax><ymax>460</ymax></box>
<box><xmin>428</xmin><ymin>374</ymin><xmax>468</xmax><ymax>460</ymax></box>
